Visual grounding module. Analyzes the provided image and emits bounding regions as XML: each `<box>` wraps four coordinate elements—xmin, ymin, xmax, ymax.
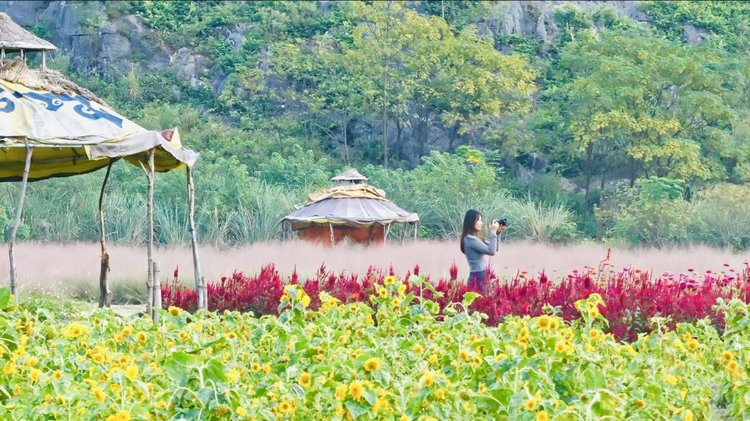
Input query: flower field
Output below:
<box><xmin>1</xmin><ymin>267</ymin><xmax>750</xmax><ymax>420</ymax></box>
<box><xmin>163</xmin><ymin>261</ymin><xmax>750</xmax><ymax>341</ymax></box>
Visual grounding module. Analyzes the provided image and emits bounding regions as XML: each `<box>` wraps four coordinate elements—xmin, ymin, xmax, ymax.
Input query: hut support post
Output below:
<box><xmin>143</xmin><ymin>149</ymin><xmax>155</xmax><ymax>321</ymax></box>
<box><xmin>328</xmin><ymin>222</ymin><xmax>335</xmax><ymax>246</ymax></box>
<box><xmin>42</xmin><ymin>51</ymin><xmax>46</xmax><ymax>70</ymax></box>
<box><xmin>152</xmin><ymin>261</ymin><xmax>161</xmax><ymax>323</ymax></box>
<box><xmin>1</xmin><ymin>49</ymin><xmax>5</xmax><ymax>64</ymax></box>
<box><xmin>414</xmin><ymin>222</ymin><xmax>418</xmax><ymax>240</ymax></box>
<box><xmin>8</xmin><ymin>143</ymin><xmax>32</xmax><ymax>299</ymax></box>
<box><xmin>98</xmin><ymin>161</ymin><xmax>113</xmax><ymax>308</ymax></box>
<box><xmin>400</xmin><ymin>223</ymin><xmax>406</xmax><ymax>244</ymax></box>
<box><xmin>186</xmin><ymin>165</ymin><xmax>204</xmax><ymax>310</ymax></box>
<box><xmin>384</xmin><ymin>223</ymin><xmax>391</xmax><ymax>244</ymax></box>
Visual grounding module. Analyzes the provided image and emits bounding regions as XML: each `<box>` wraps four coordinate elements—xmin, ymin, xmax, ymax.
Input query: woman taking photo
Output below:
<box><xmin>460</xmin><ymin>209</ymin><xmax>505</xmax><ymax>292</ymax></box>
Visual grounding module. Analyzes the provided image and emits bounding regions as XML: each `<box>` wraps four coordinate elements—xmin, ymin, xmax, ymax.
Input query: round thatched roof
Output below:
<box><xmin>0</xmin><ymin>13</ymin><xmax>57</xmax><ymax>52</ymax></box>
<box><xmin>331</xmin><ymin>168</ymin><xmax>367</xmax><ymax>182</ymax></box>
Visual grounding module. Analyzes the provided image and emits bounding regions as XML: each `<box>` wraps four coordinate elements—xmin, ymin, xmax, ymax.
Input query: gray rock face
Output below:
<box><xmin>0</xmin><ymin>1</ymin><xmax>44</xmax><ymax>27</ymax></box>
<box><xmin>682</xmin><ymin>23</ymin><xmax>709</xmax><ymax>44</ymax></box>
<box><xmin>485</xmin><ymin>1</ymin><xmax>651</xmax><ymax>41</ymax></box>
<box><xmin>173</xmin><ymin>47</ymin><xmax>207</xmax><ymax>88</ymax></box>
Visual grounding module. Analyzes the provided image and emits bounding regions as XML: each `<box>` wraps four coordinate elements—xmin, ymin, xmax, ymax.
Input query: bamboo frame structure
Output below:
<box><xmin>98</xmin><ymin>160</ymin><xmax>113</xmax><ymax>307</ymax></box>
<box><xmin>1</xmin><ymin>141</ymin><xmax>202</xmax><ymax>312</ymax></box>
<box><xmin>8</xmin><ymin>141</ymin><xmax>32</xmax><ymax>298</ymax></box>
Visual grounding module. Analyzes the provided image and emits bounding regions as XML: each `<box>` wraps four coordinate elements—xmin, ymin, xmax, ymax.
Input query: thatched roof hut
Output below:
<box><xmin>0</xmin><ymin>12</ymin><xmax>57</xmax><ymax>52</ymax></box>
<box><xmin>1</xmin><ymin>12</ymin><xmax>204</xmax><ymax>313</ymax></box>
<box><xmin>282</xmin><ymin>169</ymin><xmax>419</xmax><ymax>245</ymax></box>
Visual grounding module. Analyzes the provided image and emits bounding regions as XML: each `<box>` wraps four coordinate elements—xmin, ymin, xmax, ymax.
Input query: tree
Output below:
<box><xmin>548</xmin><ymin>28</ymin><xmax>736</xmax><ymax>217</ymax></box>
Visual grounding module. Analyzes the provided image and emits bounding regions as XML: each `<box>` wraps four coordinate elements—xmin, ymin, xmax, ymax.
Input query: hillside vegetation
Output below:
<box><xmin>4</xmin><ymin>1</ymin><xmax>750</xmax><ymax>249</ymax></box>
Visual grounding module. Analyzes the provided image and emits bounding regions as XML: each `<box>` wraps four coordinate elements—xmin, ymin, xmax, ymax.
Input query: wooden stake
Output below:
<box><xmin>98</xmin><ymin>160</ymin><xmax>113</xmax><ymax>307</ymax></box>
<box><xmin>152</xmin><ymin>261</ymin><xmax>161</xmax><ymax>323</ymax></box>
<box><xmin>99</xmin><ymin>159</ymin><xmax>112</xmax><ymax>307</ymax></box>
<box><xmin>8</xmin><ymin>142</ymin><xmax>32</xmax><ymax>299</ymax></box>
<box><xmin>201</xmin><ymin>277</ymin><xmax>207</xmax><ymax>310</ymax></box>
<box><xmin>145</xmin><ymin>149</ymin><xmax>155</xmax><ymax>321</ymax></box>
<box><xmin>329</xmin><ymin>222</ymin><xmax>335</xmax><ymax>247</ymax></box>
<box><xmin>186</xmin><ymin>166</ymin><xmax>204</xmax><ymax>310</ymax></box>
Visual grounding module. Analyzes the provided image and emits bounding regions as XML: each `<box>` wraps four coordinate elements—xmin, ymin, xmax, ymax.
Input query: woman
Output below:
<box><xmin>460</xmin><ymin>209</ymin><xmax>505</xmax><ymax>292</ymax></box>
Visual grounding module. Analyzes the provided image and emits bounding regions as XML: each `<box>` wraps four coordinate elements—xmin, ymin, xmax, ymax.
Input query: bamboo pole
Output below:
<box><xmin>42</xmin><ymin>51</ymin><xmax>46</xmax><ymax>70</ymax></box>
<box><xmin>152</xmin><ymin>261</ymin><xmax>161</xmax><ymax>323</ymax></box>
<box><xmin>384</xmin><ymin>223</ymin><xmax>391</xmax><ymax>244</ymax></box>
<box><xmin>414</xmin><ymin>222</ymin><xmax>418</xmax><ymax>240</ymax></box>
<box><xmin>98</xmin><ymin>160</ymin><xmax>113</xmax><ymax>308</ymax></box>
<box><xmin>144</xmin><ymin>149</ymin><xmax>155</xmax><ymax>321</ymax></box>
<box><xmin>186</xmin><ymin>166</ymin><xmax>204</xmax><ymax>310</ymax></box>
<box><xmin>400</xmin><ymin>223</ymin><xmax>406</xmax><ymax>244</ymax></box>
<box><xmin>329</xmin><ymin>222</ymin><xmax>335</xmax><ymax>247</ymax></box>
<box><xmin>201</xmin><ymin>277</ymin><xmax>207</xmax><ymax>310</ymax></box>
<box><xmin>8</xmin><ymin>142</ymin><xmax>33</xmax><ymax>299</ymax></box>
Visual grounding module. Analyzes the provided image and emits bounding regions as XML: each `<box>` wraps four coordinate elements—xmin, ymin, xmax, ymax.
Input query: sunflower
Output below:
<box><xmin>335</xmin><ymin>384</ymin><xmax>347</xmax><ymax>400</ymax></box>
<box><xmin>299</xmin><ymin>372</ymin><xmax>312</xmax><ymax>387</ymax></box>
<box><xmin>92</xmin><ymin>386</ymin><xmax>106</xmax><ymax>403</ymax></box>
<box><xmin>536</xmin><ymin>315</ymin><xmax>552</xmax><ymax>331</ymax></box>
<box><xmin>168</xmin><ymin>307</ymin><xmax>183</xmax><ymax>317</ymax></box>
<box><xmin>349</xmin><ymin>381</ymin><xmax>365</xmax><ymax>401</ymax></box>
<box><xmin>536</xmin><ymin>411</ymin><xmax>549</xmax><ymax>421</ymax></box>
<box><xmin>364</xmin><ymin>358</ymin><xmax>382</xmax><ymax>372</ymax></box>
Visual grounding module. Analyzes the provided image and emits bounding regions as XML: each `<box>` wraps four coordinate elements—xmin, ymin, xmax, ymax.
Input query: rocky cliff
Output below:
<box><xmin>0</xmin><ymin>1</ymin><xmax>658</xmax><ymax>89</ymax></box>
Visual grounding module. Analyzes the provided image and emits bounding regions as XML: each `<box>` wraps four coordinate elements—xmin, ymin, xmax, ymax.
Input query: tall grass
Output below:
<box><xmin>506</xmin><ymin>198</ymin><xmax>574</xmax><ymax>242</ymax></box>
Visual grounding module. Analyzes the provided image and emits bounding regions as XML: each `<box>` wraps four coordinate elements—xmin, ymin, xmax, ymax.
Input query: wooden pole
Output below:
<box><xmin>186</xmin><ymin>166</ymin><xmax>204</xmax><ymax>310</ymax></box>
<box><xmin>98</xmin><ymin>160</ymin><xmax>113</xmax><ymax>308</ymax></box>
<box><xmin>201</xmin><ymin>276</ymin><xmax>207</xmax><ymax>310</ymax></box>
<box><xmin>400</xmin><ymin>223</ymin><xmax>406</xmax><ymax>244</ymax></box>
<box><xmin>145</xmin><ymin>149</ymin><xmax>155</xmax><ymax>321</ymax></box>
<box><xmin>8</xmin><ymin>142</ymin><xmax>33</xmax><ymax>299</ymax></box>
<box><xmin>1</xmin><ymin>49</ymin><xmax>5</xmax><ymax>65</ymax></box>
<box><xmin>42</xmin><ymin>51</ymin><xmax>46</xmax><ymax>70</ymax></box>
<box><xmin>414</xmin><ymin>222</ymin><xmax>419</xmax><ymax>240</ymax></box>
<box><xmin>329</xmin><ymin>222</ymin><xmax>335</xmax><ymax>247</ymax></box>
<box><xmin>152</xmin><ymin>261</ymin><xmax>161</xmax><ymax>323</ymax></box>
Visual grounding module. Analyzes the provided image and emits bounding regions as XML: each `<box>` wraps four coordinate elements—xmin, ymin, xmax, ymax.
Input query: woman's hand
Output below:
<box><xmin>490</xmin><ymin>220</ymin><xmax>500</xmax><ymax>233</ymax></box>
<box><xmin>497</xmin><ymin>225</ymin><xmax>506</xmax><ymax>234</ymax></box>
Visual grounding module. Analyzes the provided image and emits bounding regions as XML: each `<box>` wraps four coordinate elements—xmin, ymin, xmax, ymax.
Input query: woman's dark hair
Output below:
<box><xmin>460</xmin><ymin>209</ymin><xmax>483</xmax><ymax>254</ymax></box>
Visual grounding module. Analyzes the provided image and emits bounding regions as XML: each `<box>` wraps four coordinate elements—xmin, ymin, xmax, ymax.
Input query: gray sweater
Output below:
<box><xmin>463</xmin><ymin>233</ymin><xmax>498</xmax><ymax>273</ymax></box>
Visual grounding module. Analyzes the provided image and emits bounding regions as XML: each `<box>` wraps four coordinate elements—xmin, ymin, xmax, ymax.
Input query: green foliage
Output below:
<box><xmin>642</xmin><ymin>1</ymin><xmax>750</xmax><ymax>47</ymax></box>
<box><xmin>25</xmin><ymin>22</ymin><xmax>52</xmax><ymax>41</ymax></box>
<box><xmin>256</xmin><ymin>145</ymin><xmax>332</xmax><ymax>191</ymax></box>
<box><xmin>595</xmin><ymin>179</ymin><xmax>695</xmax><ymax>248</ymax></box>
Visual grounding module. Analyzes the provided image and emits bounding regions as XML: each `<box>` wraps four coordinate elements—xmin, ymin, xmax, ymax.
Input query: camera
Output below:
<box><xmin>493</xmin><ymin>218</ymin><xmax>507</xmax><ymax>226</ymax></box>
